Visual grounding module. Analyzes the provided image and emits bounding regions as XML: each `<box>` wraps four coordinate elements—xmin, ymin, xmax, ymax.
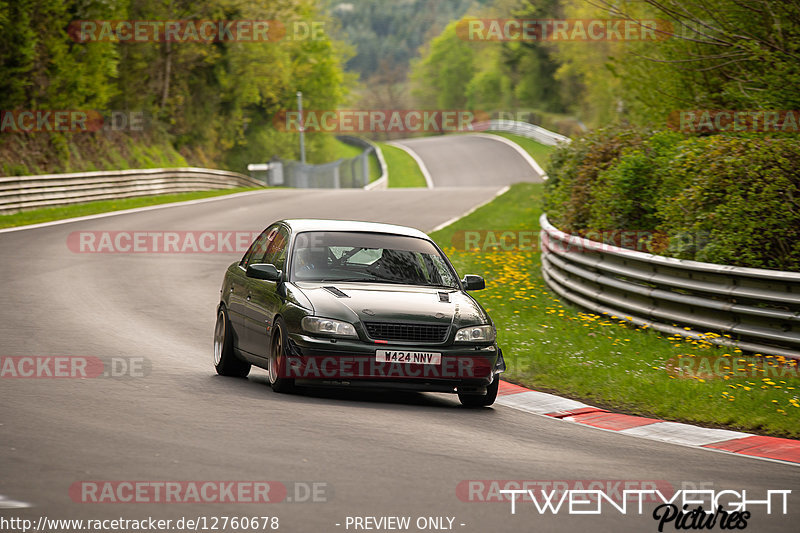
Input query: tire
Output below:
<box><xmin>214</xmin><ymin>306</ymin><xmax>251</xmax><ymax>377</ymax></box>
<box><xmin>458</xmin><ymin>374</ymin><xmax>499</xmax><ymax>407</ymax></box>
<box><xmin>268</xmin><ymin>318</ymin><xmax>295</xmax><ymax>393</ymax></box>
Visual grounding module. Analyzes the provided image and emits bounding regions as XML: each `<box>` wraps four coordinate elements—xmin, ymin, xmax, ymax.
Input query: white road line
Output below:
<box><xmin>387</xmin><ymin>142</ymin><xmax>435</xmax><ymax>189</ymax></box>
<box><xmin>0</xmin><ymin>494</ymin><xmax>33</xmax><ymax>509</ymax></box>
<box><xmin>429</xmin><ymin>185</ymin><xmax>510</xmax><ymax>233</ymax></box>
<box><xmin>0</xmin><ymin>189</ymin><xmax>275</xmax><ymax>234</ymax></box>
<box><xmin>470</xmin><ymin>132</ymin><xmax>548</xmax><ymax>179</ymax></box>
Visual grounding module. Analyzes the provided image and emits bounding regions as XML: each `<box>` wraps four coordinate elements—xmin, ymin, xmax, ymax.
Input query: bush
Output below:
<box><xmin>655</xmin><ymin>136</ymin><xmax>800</xmax><ymax>271</ymax></box>
<box><xmin>545</xmin><ymin>131</ymin><xmax>800</xmax><ymax>271</ymax></box>
<box><xmin>544</xmin><ymin>127</ymin><xmax>645</xmax><ymax>233</ymax></box>
<box><xmin>588</xmin><ymin>131</ymin><xmax>683</xmax><ymax>232</ymax></box>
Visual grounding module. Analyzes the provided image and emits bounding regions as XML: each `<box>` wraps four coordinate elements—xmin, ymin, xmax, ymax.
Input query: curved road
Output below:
<box><xmin>0</xmin><ymin>135</ymin><xmax>797</xmax><ymax>532</ymax></box>
<box><xmin>392</xmin><ymin>135</ymin><xmax>543</xmax><ymax>186</ymax></box>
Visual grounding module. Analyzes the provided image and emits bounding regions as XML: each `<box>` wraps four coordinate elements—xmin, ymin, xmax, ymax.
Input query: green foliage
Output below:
<box><xmin>1</xmin><ymin>0</ymin><xmax>352</xmax><ymax>175</ymax></box>
<box><xmin>0</xmin><ymin>0</ymin><xmax>121</xmax><ymax>110</ymax></box>
<box><xmin>327</xmin><ymin>0</ymin><xmax>483</xmax><ymax>78</ymax></box>
<box><xmin>408</xmin><ymin>0</ymin><xmax>800</xmax><ymax>129</ymax></box>
<box><xmin>588</xmin><ymin>131</ymin><xmax>683</xmax><ymax>232</ymax></box>
<box><xmin>544</xmin><ymin>127</ymin><xmax>646</xmax><ymax>233</ymax></box>
<box><xmin>546</xmin><ymin>131</ymin><xmax>800</xmax><ymax>271</ymax></box>
<box><xmin>410</xmin><ymin>0</ymin><xmax>571</xmax><ymax>116</ymax></box>
<box><xmin>552</xmin><ymin>0</ymin><xmax>800</xmax><ymax>127</ymax></box>
<box><xmin>411</xmin><ymin>20</ymin><xmax>475</xmax><ymax>109</ymax></box>
<box><xmin>655</xmin><ymin>136</ymin><xmax>800</xmax><ymax>270</ymax></box>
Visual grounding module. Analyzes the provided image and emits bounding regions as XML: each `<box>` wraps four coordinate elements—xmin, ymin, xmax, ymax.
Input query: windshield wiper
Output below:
<box><xmin>319</xmin><ymin>277</ymin><xmax>379</xmax><ymax>283</ymax></box>
<box><xmin>320</xmin><ymin>277</ymin><xmax>413</xmax><ymax>285</ymax></box>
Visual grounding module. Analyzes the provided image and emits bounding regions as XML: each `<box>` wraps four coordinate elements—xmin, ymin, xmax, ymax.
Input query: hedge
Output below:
<box><xmin>544</xmin><ymin>129</ymin><xmax>800</xmax><ymax>271</ymax></box>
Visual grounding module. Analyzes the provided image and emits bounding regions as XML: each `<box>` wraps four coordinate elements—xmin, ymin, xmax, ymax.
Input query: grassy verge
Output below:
<box><xmin>0</xmin><ymin>188</ymin><xmax>261</xmax><ymax>229</ymax></box>
<box><xmin>378</xmin><ymin>143</ymin><xmax>427</xmax><ymax>188</ymax></box>
<box><xmin>486</xmin><ymin>132</ymin><xmax>556</xmax><ymax>169</ymax></box>
<box><xmin>330</xmin><ymin>139</ymin><xmax>382</xmax><ymax>182</ymax></box>
<box><xmin>430</xmin><ymin>183</ymin><xmax>800</xmax><ymax>438</ymax></box>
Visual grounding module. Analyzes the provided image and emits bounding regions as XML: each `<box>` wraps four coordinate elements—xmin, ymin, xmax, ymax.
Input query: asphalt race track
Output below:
<box><xmin>1</xmin><ymin>135</ymin><xmax>797</xmax><ymax>532</ymax></box>
<box><xmin>392</xmin><ymin>135</ymin><xmax>541</xmax><ymax>187</ymax></box>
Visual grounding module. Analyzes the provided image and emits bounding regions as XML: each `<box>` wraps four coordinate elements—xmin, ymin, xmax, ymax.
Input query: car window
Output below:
<box><xmin>240</xmin><ymin>227</ymin><xmax>274</xmax><ymax>269</ymax></box>
<box><xmin>291</xmin><ymin>231</ymin><xmax>459</xmax><ymax>287</ymax></box>
<box><xmin>261</xmin><ymin>227</ymin><xmax>289</xmax><ymax>271</ymax></box>
<box><xmin>330</xmin><ymin>246</ymin><xmax>381</xmax><ymax>266</ymax></box>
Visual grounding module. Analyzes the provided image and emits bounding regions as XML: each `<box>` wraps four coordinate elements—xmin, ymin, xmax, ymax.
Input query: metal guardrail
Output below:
<box><xmin>472</xmin><ymin>119</ymin><xmax>571</xmax><ymax>146</ymax></box>
<box><xmin>539</xmin><ymin>214</ymin><xmax>800</xmax><ymax>360</ymax></box>
<box><xmin>258</xmin><ymin>136</ymin><xmax>386</xmax><ymax>189</ymax></box>
<box><xmin>0</xmin><ymin>167</ymin><xmax>263</xmax><ymax>215</ymax></box>
<box><xmin>355</xmin><ymin>137</ymin><xmax>388</xmax><ymax>190</ymax></box>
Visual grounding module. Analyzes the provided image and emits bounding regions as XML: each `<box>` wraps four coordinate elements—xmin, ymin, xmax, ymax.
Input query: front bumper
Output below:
<box><xmin>283</xmin><ymin>332</ymin><xmax>504</xmax><ymax>390</ymax></box>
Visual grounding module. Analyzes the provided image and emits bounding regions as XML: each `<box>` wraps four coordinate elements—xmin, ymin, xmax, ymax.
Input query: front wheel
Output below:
<box><xmin>214</xmin><ymin>307</ymin><xmax>251</xmax><ymax>377</ymax></box>
<box><xmin>458</xmin><ymin>375</ymin><xmax>499</xmax><ymax>407</ymax></box>
<box><xmin>268</xmin><ymin>318</ymin><xmax>295</xmax><ymax>393</ymax></box>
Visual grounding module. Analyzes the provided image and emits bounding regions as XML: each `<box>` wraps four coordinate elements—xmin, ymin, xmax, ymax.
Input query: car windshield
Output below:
<box><xmin>290</xmin><ymin>231</ymin><xmax>459</xmax><ymax>288</ymax></box>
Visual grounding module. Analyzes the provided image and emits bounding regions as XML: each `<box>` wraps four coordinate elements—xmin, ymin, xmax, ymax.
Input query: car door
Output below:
<box><xmin>241</xmin><ymin>225</ymin><xmax>289</xmax><ymax>357</ymax></box>
<box><xmin>228</xmin><ymin>228</ymin><xmax>272</xmax><ymax>352</ymax></box>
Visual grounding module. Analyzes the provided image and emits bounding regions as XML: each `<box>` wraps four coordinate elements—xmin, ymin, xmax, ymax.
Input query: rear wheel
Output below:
<box><xmin>214</xmin><ymin>307</ymin><xmax>251</xmax><ymax>377</ymax></box>
<box><xmin>458</xmin><ymin>375</ymin><xmax>499</xmax><ymax>407</ymax></box>
<box><xmin>268</xmin><ymin>318</ymin><xmax>295</xmax><ymax>393</ymax></box>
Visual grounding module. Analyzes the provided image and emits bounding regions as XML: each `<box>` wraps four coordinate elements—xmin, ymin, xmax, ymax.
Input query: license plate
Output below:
<box><xmin>376</xmin><ymin>350</ymin><xmax>442</xmax><ymax>365</ymax></box>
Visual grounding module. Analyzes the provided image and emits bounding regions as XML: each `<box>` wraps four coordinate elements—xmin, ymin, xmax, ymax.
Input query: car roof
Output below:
<box><xmin>279</xmin><ymin>219</ymin><xmax>431</xmax><ymax>240</ymax></box>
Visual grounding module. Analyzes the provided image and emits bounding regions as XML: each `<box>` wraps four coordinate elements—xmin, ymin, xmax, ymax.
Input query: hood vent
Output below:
<box><xmin>323</xmin><ymin>286</ymin><xmax>349</xmax><ymax>298</ymax></box>
<box><xmin>438</xmin><ymin>292</ymin><xmax>450</xmax><ymax>303</ymax></box>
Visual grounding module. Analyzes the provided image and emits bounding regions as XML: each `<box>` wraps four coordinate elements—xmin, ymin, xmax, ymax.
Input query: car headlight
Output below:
<box><xmin>454</xmin><ymin>324</ymin><xmax>496</xmax><ymax>343</ymax></box>
<box><xmin>302</xmin><ymin>316</ymin><xmax>358</xmax><ymax>338</ymax></box>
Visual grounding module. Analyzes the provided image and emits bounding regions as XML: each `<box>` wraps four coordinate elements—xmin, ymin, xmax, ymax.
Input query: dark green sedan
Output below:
<box><xmin>214</xmin><ymin>219</ymin><xmax>505</xmax><ymax>406</ymax></box>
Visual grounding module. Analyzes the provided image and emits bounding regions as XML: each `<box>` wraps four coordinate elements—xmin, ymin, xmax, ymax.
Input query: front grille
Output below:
<box><xmin>364</xmin><ymin>322</ymin><xmax>449</xmax><ymax>343</ymax></box>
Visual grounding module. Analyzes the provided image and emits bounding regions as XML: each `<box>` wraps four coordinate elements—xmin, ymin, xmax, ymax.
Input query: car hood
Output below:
<box><xmin>293</xmin><ymin>282</ymin><xmax>489</xmax><ymax>329</ymax></box>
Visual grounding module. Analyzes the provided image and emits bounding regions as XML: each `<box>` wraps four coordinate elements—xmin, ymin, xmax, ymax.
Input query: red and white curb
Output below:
<box><xmin>496</xmin><ymin>381</ymin><xmax>800</xmax><ymax>465</ymax></box>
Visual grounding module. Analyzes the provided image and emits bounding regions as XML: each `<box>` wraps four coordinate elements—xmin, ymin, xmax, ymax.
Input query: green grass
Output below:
<box><xmin>330</xmin><ymin>139</ymin><xmax>382</xmax><ymax>182</ymax></box>
<box><xmin>486</xmin><ymin>132</ymin><xmax>557</xmax><ymax>169</ymax></box>
<box><xmin>430</xmin><ymin>183</ymin><xmax>800</xmax><ymax>438</ymax></box>
<box><xmin>0</xmin><ymin>188</ymin><xmax>261</xmax><ymax>229</ymax></box>
<box><xmin>2</xmin><ymin>138</ymin><xmax>385</xmax><ymax>230</ymax></box>
<box><xmin>378</xmin><ymin>143</ymin><xmax>427</xmax><ymax>188</ymax></box>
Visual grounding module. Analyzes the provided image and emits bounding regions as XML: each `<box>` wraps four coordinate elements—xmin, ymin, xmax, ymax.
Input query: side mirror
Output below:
<box><xmin>246</xmin><ymin>263</ymin><xmax>281</xmax><ymax>282</ymax></box>
<box><xmin>462</xmin><ymin>274</ymin><xmax>485</xmax><ymax>291</ymax></box>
